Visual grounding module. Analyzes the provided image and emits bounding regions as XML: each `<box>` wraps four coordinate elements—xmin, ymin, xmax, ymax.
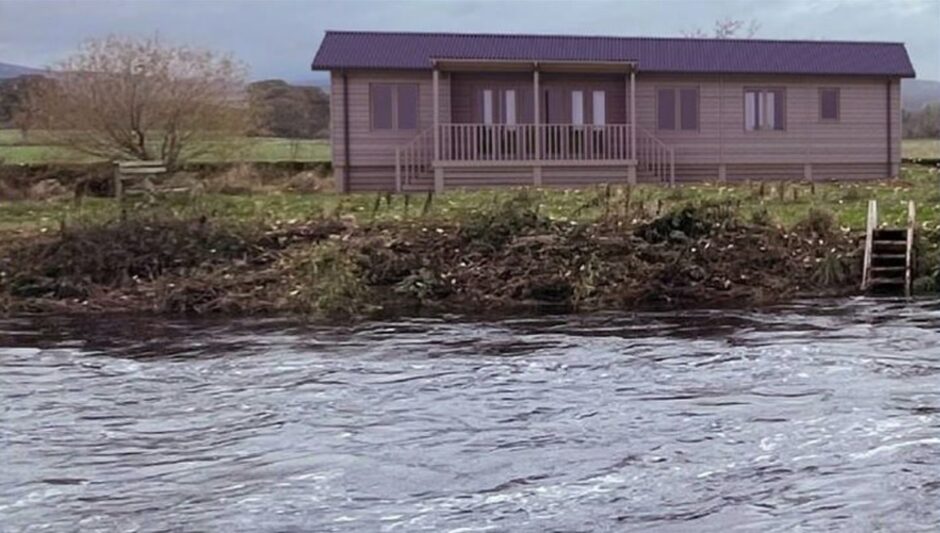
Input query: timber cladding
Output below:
<box><xmin>331</xmin><ymin>70</ymin><xmax>902</xmax><ymax>190</ymax></box>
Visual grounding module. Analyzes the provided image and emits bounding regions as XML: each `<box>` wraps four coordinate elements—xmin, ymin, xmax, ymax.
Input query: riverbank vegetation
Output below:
<box><xmin>2</xmin><ymin>164</ymin><xmax>938</xmax><ymax>317</ymax></box>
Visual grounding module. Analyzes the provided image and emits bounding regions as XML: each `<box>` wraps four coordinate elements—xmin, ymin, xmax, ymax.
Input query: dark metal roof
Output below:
<box><xmin>311</xmin><ymin>31</ymin><xmax>916</xmax><ymax>77</ymax></box>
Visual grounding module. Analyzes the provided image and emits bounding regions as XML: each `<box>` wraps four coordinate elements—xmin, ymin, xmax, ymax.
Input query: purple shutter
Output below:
<box><xmin>679</xmin><ymin>88</ymin><xmax>699</xmax><ymax>130</ymax></box>
<box><xmin>397</xmin><ymin>84</ymin><xmax>418</xmax><ymax>129</ymax></box>
<box><xmin>657</xmin><ymin>89</ymin><xmax>676</xmax><ymax>130</ymax></box>
<box><xmin>821</xmin><ymin>88</ymin><xmax>839</xmax><ymax>120</ymax></box>
<box><xmin>773</xmin><ymin>89</ymin><xmax>785</xmax><ymax>130</ymax></box>
<box><xmin>371</xmin><ymin>84</ymin><xmax>393</xmax><ymax>130</ymax></box>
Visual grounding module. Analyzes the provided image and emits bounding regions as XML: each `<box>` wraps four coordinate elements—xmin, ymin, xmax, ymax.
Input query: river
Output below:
<box><xmin>1</xmin><ymin>299</ymin><xmax>938</xmax><ymax>532</ymax></box>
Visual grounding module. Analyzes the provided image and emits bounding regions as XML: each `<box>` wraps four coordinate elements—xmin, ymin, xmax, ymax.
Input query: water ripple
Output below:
<box><xmin>1</xmin><ymin>298</ymin><xmax>939</xmax><ymax>531</ymax></box>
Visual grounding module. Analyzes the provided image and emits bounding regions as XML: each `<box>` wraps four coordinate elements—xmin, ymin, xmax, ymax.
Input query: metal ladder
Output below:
<box><xmin>861</xmin><ymin>200</ymin><xmax>915</xmax><ymax>296</ymax></box>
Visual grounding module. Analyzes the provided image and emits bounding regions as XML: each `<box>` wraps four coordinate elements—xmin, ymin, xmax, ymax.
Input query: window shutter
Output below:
<box><xmin>371</xmin><ymin>84</ymin><xmax>393</xmax><ymax>130</ymax></box>
<box><xmin>679</xmin><ymin>88</ymin><xmax>698</xmax><ymax>130</ymax></box>
<box><xmin>820</xmin><ymin>88</ymin><xmax>839</xmax><ymax>120</ymax></box>
<box><xmin>397</xmin><ymin>84</ymin><xmax>418</xmax><ymax>129</ymax></box>
<box><xmin>657</xmin><ymin>89</ymin><xmax>676</xmax><ymax>130</ymax></box>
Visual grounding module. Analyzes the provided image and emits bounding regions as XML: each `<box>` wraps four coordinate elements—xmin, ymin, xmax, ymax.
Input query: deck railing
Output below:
<box><xmin>637</xmin><ymin>127</ymin><xmax>676</xmax><ymax>186</ymax></box>
<box><xmin>438</xmin><ymin>123</ymin><xmax>633</xmax><ymax>163</ymax></box>
<box><xmin>395</xmin><ymin>127</ymin><xmax>434</xmax><ymax>191</ymax></box>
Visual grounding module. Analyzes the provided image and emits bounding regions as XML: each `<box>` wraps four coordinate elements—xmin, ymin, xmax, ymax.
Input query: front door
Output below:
<box><xmin>542</xmin><ymin>88</ymin><xmax>608</xmax><ymax>158</ymax></box>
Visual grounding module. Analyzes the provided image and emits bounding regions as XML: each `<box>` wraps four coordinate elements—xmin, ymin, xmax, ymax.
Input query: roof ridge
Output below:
<box><xmin>322</xmin><ymin>29</ymin><xmax>906</xmax><ymax>47</ymax></box>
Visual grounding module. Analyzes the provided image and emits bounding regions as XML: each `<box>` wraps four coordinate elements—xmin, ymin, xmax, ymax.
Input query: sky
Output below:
<box><xmin>1</xmin><ymin>0</ymin><xmax>939</xmax><ymax>82</ymax></box>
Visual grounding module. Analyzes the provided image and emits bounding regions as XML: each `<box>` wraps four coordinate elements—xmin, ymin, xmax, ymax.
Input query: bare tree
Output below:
<box><xmin>683</xmin><ymin>17</ymin><xmax>761</xmax><ymax>39</ymax></box>
<box><xmin>29</xmin><ymin>35</ymin><xmax>248</xmax><ymax>167</ymax></box>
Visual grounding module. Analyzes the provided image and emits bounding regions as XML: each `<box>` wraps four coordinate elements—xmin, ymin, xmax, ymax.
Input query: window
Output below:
<box><xmin>370</xmin><ymin>83</ymin><xmax>419</xmax><ymax>131</ymax></box>
<box><xmin>657</xmin><ymin>87</ymin><xmax>699</xmax><ymax>131</ymax></box>
<box><xmin>592</xmin><ymin>90</ymin><xmax>606</xmax><ymax>125</ymax></box>
<box><xmin>820</xmin><ymin>88</ymin><xmax>840</xmax><ymax>121</ymax></box>
<box><xmin>571</xmin><ymin>90</ymin><xmax>585</xmax><ymax>125</ymax></box>
<box><xmin>504</xmin><ymin>89</ymin><xmax>517</xmax><ymax>125</ymax></box>
<box><xmin>745</xmin><ymin>88</ymin><xmax>785</xmax><ymax>131</ymax></box>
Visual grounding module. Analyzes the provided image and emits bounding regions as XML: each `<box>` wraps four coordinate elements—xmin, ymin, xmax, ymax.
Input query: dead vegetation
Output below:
<box><xmin>0</xmin><ymin>191</ymin><xmax>864</xmax><ymax>318</ymax></box>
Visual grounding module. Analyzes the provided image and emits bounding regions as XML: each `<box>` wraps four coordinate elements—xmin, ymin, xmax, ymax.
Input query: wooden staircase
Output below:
<box><xmin>861</xmin><ymin>200</ymin><xmax>916</xmax><ymax>296</ymax></box>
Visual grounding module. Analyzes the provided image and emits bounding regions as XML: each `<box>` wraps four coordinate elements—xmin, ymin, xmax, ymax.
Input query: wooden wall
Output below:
<box><xmin>331</xmin><ymin>69</ymin><xmax>902</xmax><ymax>191</ymax></box>
<box><xmin>331</xmin><ymin>69</ymin><xmax>452</xmax><ymax>191</ymax></box>
<box><xmin>630</xmin><ymin>74</ymin><xmax>901</xmax><ymax>181</ymax></box>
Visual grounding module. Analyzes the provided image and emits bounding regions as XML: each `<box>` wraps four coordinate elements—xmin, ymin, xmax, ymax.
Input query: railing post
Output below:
<box><xmin>630</xmin><ymin>67</ymin><xmax>637</xmax><ymax>162</ymax></box>
<box><xmin>432</xmin><ymin>67</ymin><xmax>444</xmax><ymax>192</ymax></box>
<box><xmin>395</xmin><ymin>148</ymin><xmax>402</xmax><ymax>192</ymax></box>
<box><xmin>669</xmin><ymin>149</ymin><xmax>675</xmax><ymax>187</ymax></box>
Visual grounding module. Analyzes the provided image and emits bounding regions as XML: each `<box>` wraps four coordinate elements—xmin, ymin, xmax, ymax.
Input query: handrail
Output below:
<box><xmin>905</xmin><ymin>200</ymin><xmax>915</xmax><ymax>297</ymax></box>
<box><xmin>395</xmin><ymin>127</ymin><xmax>434</xmax><ymax>191</ymax></box>
<box><xmin>637</xmin><ymin>127</ymin><xmax>676</xmax><ymax>187</ymax></box>
<box><xmin>861</xmin><ymin>199</ymin><xmax>878</xmax><ymax>290</ymax></box>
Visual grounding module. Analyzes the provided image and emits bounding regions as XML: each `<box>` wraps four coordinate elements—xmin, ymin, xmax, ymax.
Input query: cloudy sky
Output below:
<box><xmin>2</xmin><ymin>0</ymin><xmax>939</xmax><ymax>82</ymax></box>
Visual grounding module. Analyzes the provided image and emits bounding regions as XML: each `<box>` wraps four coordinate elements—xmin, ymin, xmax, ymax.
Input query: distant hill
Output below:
<box><xmin>902</xmin><ymin>79</ymin><xmax>940</xmax><ymax>111</ymax></box>
<box><xmin>0</xmin><ymin>62</ymin><xmax>43</xmax><ymax>80</ymax></box>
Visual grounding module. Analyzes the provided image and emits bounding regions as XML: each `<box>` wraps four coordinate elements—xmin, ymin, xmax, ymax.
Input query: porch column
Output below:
<box><xmin>628</xmin><ymin>66</ymin><xmax>637</xmax><ymax>185</ymax></box>
<box><xmin>533</xmin><ymin>66</ymin><xmax>542</xmax><ymax>186</ymax></box>
<box><xmin>432</xmin><ymin>67</ymin><xmax>444</xmax><ymax>192</ymax></box>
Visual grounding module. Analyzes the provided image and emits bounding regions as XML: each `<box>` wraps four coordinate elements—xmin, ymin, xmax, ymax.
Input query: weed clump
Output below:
<box><xmin>637</xmin><ymin>202</ymin><xmax>737</xmax><ymax>242</ymax></box>
<box><xmin>459</xmin><ymin>191</ymin><xmax>549</xmax><ymax>249</ymax></box>
<box><xmin>796</xmin><ymin>208</ymin><xmax>836</xmax><ymax>237</ymax></box>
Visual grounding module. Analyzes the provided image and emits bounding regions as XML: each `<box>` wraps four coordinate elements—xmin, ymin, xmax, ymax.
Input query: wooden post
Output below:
<box><xmin>803</xmin><ymin>163</ymin><xmax>813</xmax><ymax>182</ymax></box>
<box><xmin>533</xmin><ymin>66</ymin><xmax>541</xmax><ymax>185</ymax></box>
<box><xmin>395</xmin><ymin>148</ymin><xmax>402</xmax><ymax>192</ymax></box>
<box><xmin>630</xmin><ymin>67</ymin><xmax>636</xmax><ymax>163</ymax></box>
<box><xmin>113</xmin><ymin>164</ymin><xmax>123</xmax><ymax>199</ymax></box>
<box><xmin>432</xmin><ymin>67</ymin><xmax>444</xmax><ymax>192</ymax></box>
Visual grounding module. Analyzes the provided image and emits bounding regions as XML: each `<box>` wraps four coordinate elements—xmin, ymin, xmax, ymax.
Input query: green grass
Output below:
<box><xmin>0</xmin><ymin>129</ymin><xmax>330</xmax><ymax>164</ymax></box>
<box><xmin>903</xmin><ymin>139</ymin><xmax>940</xmax><ymax>160</ymax></box>
<box><xmin>2</xmin><ymin>164</ymin><xmax>937</xmax><ymax>237</ymax></box>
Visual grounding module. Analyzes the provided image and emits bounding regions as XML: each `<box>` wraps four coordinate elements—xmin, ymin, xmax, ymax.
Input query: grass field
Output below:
<box><xmin>1</xmin><ymin>164</ymin><xmax>937</xmax><ymax>237</ymax></box>
<box><xmin>0</xmin><ymin>129</ymin><xmax>330</xmax><ymax>164</ymax></box>
<box><xmin>904</xmin><ymin>138</ymin><xmax>940</xmax><ymax>160</ymax></box>
<box><xmin>2</xmin><ymin>129</ymin><xmax>938</xmax><ymax>164</ymax></box>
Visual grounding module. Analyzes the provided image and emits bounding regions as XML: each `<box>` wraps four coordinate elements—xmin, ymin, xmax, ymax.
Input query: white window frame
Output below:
<box><xmin>592</xmin><ymin>90</ymin><xmax>606</xmax><ymax>126</ymax></box>
<box><xmin>745</xmin><ymin>88</ymin><xmax>785</xmax><ymax>131</ymax></box>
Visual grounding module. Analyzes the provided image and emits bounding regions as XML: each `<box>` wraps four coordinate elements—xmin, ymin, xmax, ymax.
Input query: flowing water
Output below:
<box><xmin>1</xmin><ymin>299</ymin><xmax>939</xmax><ymax>532</ymax></box>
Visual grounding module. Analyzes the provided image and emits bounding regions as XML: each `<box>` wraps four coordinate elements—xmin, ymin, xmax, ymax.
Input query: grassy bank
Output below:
<box><xmin>2</xmin><ymin>164</ymin><xmax>939</xmax><ymax>317</ymax></box>
<box><xmin>1</xmin><ymin>164</ymin><xmax>937</xmax><ymax>236</ymax></box>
